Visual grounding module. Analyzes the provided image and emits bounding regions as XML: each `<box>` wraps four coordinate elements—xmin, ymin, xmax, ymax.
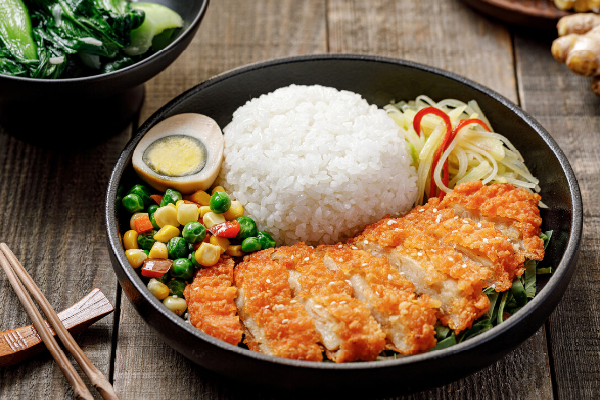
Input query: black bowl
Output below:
<box><xmin>106</xmin><ymin>54</ymin><xmax>582</xmax><ymax>396</ymax></box>
<box><xmin>0</xmin><ymin>0</ymin><xmax>209</xmax><ymax>145</ymax></box>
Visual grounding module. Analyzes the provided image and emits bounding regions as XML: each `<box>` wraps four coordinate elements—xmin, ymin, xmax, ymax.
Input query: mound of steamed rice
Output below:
<box><xmin>217</xmin><ymin>84</ymin><xmax>417</xmax><ymax>246</ymax></box>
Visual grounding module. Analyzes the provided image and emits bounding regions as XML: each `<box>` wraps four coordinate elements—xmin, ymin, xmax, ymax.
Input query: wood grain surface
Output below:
<box><xmin>0</xmin><ymin>0</ymin><xmax>597</xmax><ymax>398</ymax></box>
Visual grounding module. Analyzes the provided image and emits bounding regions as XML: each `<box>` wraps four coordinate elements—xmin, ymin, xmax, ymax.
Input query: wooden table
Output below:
<box><xmin>0</xmin><ymin>1</ymin><xmax>598</xmax><ymax>398</ymax></box>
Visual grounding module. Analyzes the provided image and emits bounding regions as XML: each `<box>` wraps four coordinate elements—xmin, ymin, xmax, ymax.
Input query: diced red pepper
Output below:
<box><xmin>209</xmin><ymin>220</ymin><xmax>241</xmax><ymax>238</ymax></box>
<box><xmin>150</xmin><ymin>194</ymin><xmax>163</xmax><ymax>205</ymax></box>
<box><xmin>134</xmin><ymin>214</ymin><xmax>153</xmax><ymax>234</ymax></box>
<box><xmin>141</xmin><ymin>258</ymin><xmax>172</xmax><ymax>278</ymax></box>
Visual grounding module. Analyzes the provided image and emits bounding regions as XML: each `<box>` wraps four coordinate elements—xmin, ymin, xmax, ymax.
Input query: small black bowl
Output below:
<box><xmin>0</xmin><ymin>0</ymin><xmax>209</xmax><ymax>145</ymax></box>
<box><xmin>106</xmin><ymin>54</ymin><xmax>582</xmax><ymax>396</ymax></box>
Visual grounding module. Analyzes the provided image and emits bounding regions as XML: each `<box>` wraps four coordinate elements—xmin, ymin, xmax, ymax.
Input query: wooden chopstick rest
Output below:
<box><xmin>0</xmin><ymin>249</ymin><xmax>94</xmax><ymax>400</ymax></box>
<box><xmin>0</xmin><ymin>244</ymin><xmax>120</xmax><ymax>400</ymax></box>
<box><xmin>0</xmin><ymin>288</ymin><xmax>114</xmax><ymax>367</ymax></box>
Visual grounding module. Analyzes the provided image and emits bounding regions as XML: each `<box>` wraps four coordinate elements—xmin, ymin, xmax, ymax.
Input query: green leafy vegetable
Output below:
<box><xmin>125</xmin><ymin>2</ymin><xmax>182</xmax><ymax>56</ymax></box>
<box><xmin>0</xmin><ymin>0</ymin><xmax>181</xmax><ymax>78</ymax></box>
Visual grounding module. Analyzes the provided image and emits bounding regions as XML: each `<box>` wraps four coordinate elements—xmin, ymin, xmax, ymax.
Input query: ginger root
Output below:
<box><xmin>553</xmin><ymin>13</ymin><xmax>600</xmax><ymax>96</ymax></box>
<box><xmin>554</xmin><ymin>0</ymin><xmax>600</xmax><ymax>12</ymax></box>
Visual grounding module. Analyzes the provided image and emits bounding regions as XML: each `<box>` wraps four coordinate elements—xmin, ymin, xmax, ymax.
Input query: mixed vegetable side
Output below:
<box><xmin>120</xmin><ymin>183</ymin><xmax>276</xmax><ymax>317</ymax></box>
<box><xmin>0</xmin><ymin>0</ymin><xmax>182</xmax><ymax>78</ymax></box>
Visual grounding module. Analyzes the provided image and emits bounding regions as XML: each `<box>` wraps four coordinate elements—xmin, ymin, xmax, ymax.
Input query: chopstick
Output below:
<box><xmin>0</xmin><ymin>244</ymin><xmax>119</xmax><ymax>400</ymax></box>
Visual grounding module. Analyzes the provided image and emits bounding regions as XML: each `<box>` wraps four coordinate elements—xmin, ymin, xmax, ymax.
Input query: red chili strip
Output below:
<box><xmin>412</xmin><ymin>107</ymin><xmax>452</xmax><ymax>137</ymax></box>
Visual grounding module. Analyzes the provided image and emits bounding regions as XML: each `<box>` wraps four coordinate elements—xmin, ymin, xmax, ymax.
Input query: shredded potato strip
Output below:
<box><xmin>388</xmin><ymin>97</ymin><xmax>540</xmax><ymax>206</ymax></box>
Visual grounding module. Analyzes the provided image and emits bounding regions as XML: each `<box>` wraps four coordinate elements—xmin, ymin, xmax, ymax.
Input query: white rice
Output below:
<box><xmin>217</xmin><ymin>84</ymin><xmax>417</xmax><ymax>246</ymax></box>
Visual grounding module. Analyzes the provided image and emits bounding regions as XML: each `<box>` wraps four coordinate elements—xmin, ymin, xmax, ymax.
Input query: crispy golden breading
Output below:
<box><xmin>183</xmin><ymin>256</ymin><xmax>243</xmax><ymax>346</ymax></box>
<box><xmin>440</xmin><ymin>181</ymin><xmax>544</xmax><ymax>261</ymax></box>
<box><xmin>271</xmin><ymin>243</ymin><xmax>387</xmax><ymax>362</ymax></box>
<box><xmin>351</xmin><ymin>215</ymin><xmax>490</xmax><ymax>332</ymax></box>
<box><xmin>234</xmin><ymin>249</ymin><xmax>323</xmax><ymax>361</ymax></box>
<box><xmin>321</xmin><ymin>245</ymin><xmax>439</xmax><ymax>354</ymax></box>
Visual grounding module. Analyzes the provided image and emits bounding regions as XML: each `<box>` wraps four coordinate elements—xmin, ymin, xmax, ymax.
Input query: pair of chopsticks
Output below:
<box><xmin>0</xmin><ymin>244</ymin><xmax>119</xmax><ymax>400</ymax></box>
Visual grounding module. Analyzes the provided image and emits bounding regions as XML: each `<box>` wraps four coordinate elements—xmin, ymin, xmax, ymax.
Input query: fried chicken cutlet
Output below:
<box><xmin>183</xmin><ymin>256</ymin><xmax>243</xmax><ymax>345</ymax></box>
<box><xmin>440</xmin><ymin>181</ymin><xmax>544</xmax><ymax>261</ymax></box>
<box><xmin>320</xmin><ymin>244</ymin><xmax>439</xmax><ymax>354</ymax></box>
<box><xmin>271</xmin><ymin>243</ymin><xmax>387</xmax><ymax>362</ymax></box>
<box><xmin>234</xmin><ymin>249</ymin><xmax>323</xmax><ymax>361</ymax></box>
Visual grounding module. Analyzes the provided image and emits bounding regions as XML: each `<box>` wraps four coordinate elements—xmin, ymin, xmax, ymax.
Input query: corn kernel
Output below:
<box><xmin>149</xmin><ymin>242</ymin><xmax>168</xmax><ymax>259</ymax></box>
<box><xmin>199</xmin><ymin>206</ymin><xmax>211</xmax><ymax>218</ymax></box>
<box><xmin>212</xmin><ymin>186</ymin><xmax>225</xmax><ymax>194</ymax></box>
<box><xmin>225</xmin><ymin>245</ymin><xmax>244</xmax><ymax>257</ymax></box>
<box><xmin>175</xmin><ymin>200</ymin><xmax>186</xmax><ymax>209</ymax></box>
<box><xmin>123</xmin><ymin>230</ymin><xmax>139</xmax><ymax>250</ymax></box>
<box><xmin>163</xmin><ymin>296</ymin><xmax>187</xmax><ymax>315</ymax></box>
<box><xmin>154</xmin><ymin>225</ymin><xmax>180</xmax><ymax>242</ymax></box>
<box><xmin>147</xmin><ymin>278</ymin><xmax>170</xmax><ymax>300</ymax></box>
<box><xmin>189</xmin><ymin>190</ymin><xmax>211</xmax><ymax>206</ymax></box>
<box><xmin>210</xmin><ymin>236</ymin><xmax>230</xmax><ymax>253</ymax></box>
<box><xmin>154</xmin><ymin>205</ymin><xmax>179</xmax><ymax>228</ymax></box>
<box><xmin>203</xmin><ymin>212</ymin><xmax>226</xmax><ymax>229</ymax></box>
<box><xmin>195</xmin><ymin>242</ymin><xmax>221</xmax><ymax>267</ymax></box>
<box><xmin>125</xmin><ymin>249</ymin><xmax>147</xmax><ymax>268</ymax></box>
<box><xmin>223</xmin><ymin>201</ymin><xmax>244</xmax><ymax>221</ymax></box>
<box><xmin>177</xmin><ymin>203</ymin><xmax>199</xmax><ymax>225</ymax></box>
<box><xmin>129</xmin><ymin>213</ymin><xmax>148</xmax><ymax>230</ymax></box>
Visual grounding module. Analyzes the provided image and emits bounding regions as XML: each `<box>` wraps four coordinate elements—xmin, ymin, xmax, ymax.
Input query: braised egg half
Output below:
<box><xmin>132</xmin><ymin>113</ymin><xmax>224</xmax><ymax>194</ymax></box>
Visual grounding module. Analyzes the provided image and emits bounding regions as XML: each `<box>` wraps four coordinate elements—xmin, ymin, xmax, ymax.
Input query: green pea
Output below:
<box><xmin>257</xmin><ymin>231</ymin><xmax>276</xmax><ymax>249</ymax></box>
<box><xmin>236</xmin><ymin>217</ymin><xmax>258</xmax><ymax>241</ymax></box>
<box><xmin>190</xmin><ymin>251</ymin><xmax>201</xmax><ymax>268</ymax></box>
<box><xmin>182</xmin><ymin>222</ymin><xmax>206</xmax><ymax>244</ymax></box>
<box><xmin>171</xmin><ymin>258</ymin><xmax>194</xmax><ymax>280</ymax></box>
<box><xmin>167</xmin><ymin>279</ymin><xmax>187</xmax><ymax>297</ymax></box>
<box><xmin>147</xmin><ymin>204</ymin><xmax>159</xmax><ymax>215</ymax></box>
<box><xmin>209</xmin><ymin>191</ymin><xmax>231</xmax><ymax>214</ymax></box>
<box><xmin>142</xmin><ymin>250</ymin><xmax>150</xmax><ymax>257</ymax></box>
<box><xmin>137</xmin><ymin>230</ymin><xmax>157</xmax><ymax>251</ymax></box>
<box><xmin>122</xmin><ymin>193</ymin><xmax>144</xmax><ymax>213</ymax></box>
<box><xmin>160</xmin><ymin>188</ymin><xmax>182</xmax><ymax>207</ymax></box>
<box><xmin>241</xmin><ymin>237</ymin><xmax>261</xmax><ymax>253</ymax></box>
<box><xmin>167</xmin><ymin>237</ymin><xmax>188</xmax><ymax>259</ymax></box>
<box><xmin>156</xmin><ymin>273</ymin><xmax>170</xmax><ymax>284</ymax></box>
<box><xmin>129</xmin><ymin>184</ymin><xmax>153</xmax><ymax>207</ymax></box>
<box><xmin>149</xmin><ymin>212</ymin><xmax>160</xmax><ymax>230</ymax></box>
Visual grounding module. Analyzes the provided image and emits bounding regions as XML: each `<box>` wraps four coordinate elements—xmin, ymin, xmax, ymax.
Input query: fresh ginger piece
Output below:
<box><xmin>552</xmin><ymin>15</ymin><xmax>600</xmax><ymax>77</ymax></box>
<box><xmin>557</xmin><ymin>13</ymin><xmax>600</xmax><ymax>36</ymax></box>
<box><xmin>554</xmin><ymin>0</ymin><xmax>600</xmax><ymax>12</ymax></box>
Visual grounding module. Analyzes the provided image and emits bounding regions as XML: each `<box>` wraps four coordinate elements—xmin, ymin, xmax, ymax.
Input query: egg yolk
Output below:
<box><xmin>143</xmin><ymin>135</ymin><xmax>206</xmax><ymax>177</ymax></box>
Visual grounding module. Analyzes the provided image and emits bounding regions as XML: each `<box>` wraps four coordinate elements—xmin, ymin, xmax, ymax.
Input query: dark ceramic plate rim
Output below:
<box><xmin>0</xmin><ymin>0</ymin><xmax>209</xmax><ymax>84</ymax></box>
<box><xmin>106</xmin><ymin>53</ymin><xmax>582</xmax><ymax>371</ymax></box>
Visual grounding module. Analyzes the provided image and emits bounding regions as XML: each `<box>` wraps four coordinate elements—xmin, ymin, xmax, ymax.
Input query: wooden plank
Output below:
<box><xmin>327</xmin><ymin>0</ymin><xmax>518</xmax><ymax>103</ymax></box>
<box><xmin>514</xmin><ymin>32</ymin><xmax>600</xmax><ymax>399</ymax></box>
<box><xmin>139</xmin><ymin>0</ymin><xmax>328</xmax><ymax>123</ymax></box>
<box><xmin>326</xmin><ymin>1</ymin><xmax>554</xmax><ymax>399</ymax></box>
<box><xmin>112</xmin><ymin>1</ymin><xmax>328</xmax><ymax>398</ymax></box>
<box><xmin>0</xmin><ymin>128</ymin><xmax>130</xmax><ymax>398</ymax></box>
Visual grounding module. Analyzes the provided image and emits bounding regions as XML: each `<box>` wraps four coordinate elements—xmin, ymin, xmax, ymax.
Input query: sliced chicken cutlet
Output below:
<box><xmin>440</xmin><ymin>181</ymin><xmax>545</xmax><ymax>261</ymax></box>
<box><xmin>183</xmin><ymin>256</ymin><xmax>243</xmax><ymax>346</ymax></box>
<box><xmin>320</xmin><ymin>244</ymin><xmax>439</xmax><ymax>354</ymax></box>
<box><xmin>401</xmin><ymin>198</ymin><xmax>526</xmax><ymax>291</ymax></box>
<box><xmin>271</xmin><ymin>243</ymin><xmax>386</xmax><ymax>362</ymax></box>
<box><xmin>234</xmin><ymin>249</ymin><xmax>323</xmax><ymax>361</ymax></box>
<box><xmin>350</xmin><ymin>215</ymin><xmax>491</xmax><ymax>333</ymax></box>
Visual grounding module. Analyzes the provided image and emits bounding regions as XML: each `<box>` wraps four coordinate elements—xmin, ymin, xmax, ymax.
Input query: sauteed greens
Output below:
<box><xmin>0</xmin><ymin>0</ymin><xmax>182</xmax><ymax>78</ymax></box>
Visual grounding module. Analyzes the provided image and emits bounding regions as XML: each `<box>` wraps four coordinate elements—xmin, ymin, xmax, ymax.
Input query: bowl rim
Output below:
<box><xmin>0</xmin><ymin>0</ymin><xmax>210</xmax><ymax>84</ymax></box>
<box><xmin>106</xmin><ymin>53</ymin><xmax>583</xmax><ymax>371</ymax></box>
